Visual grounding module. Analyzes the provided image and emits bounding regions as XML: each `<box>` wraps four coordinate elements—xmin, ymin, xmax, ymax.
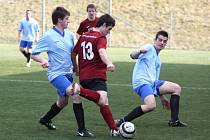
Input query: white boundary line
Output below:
<box><xmin>0</xmin><ymin>78</ymin><xmax>209</xmax><ymax>90</ymax></box>
<box><xmin>0</xmin><ymin>79</ymin><xmax>48</xmax><ymax>83</ymax></box>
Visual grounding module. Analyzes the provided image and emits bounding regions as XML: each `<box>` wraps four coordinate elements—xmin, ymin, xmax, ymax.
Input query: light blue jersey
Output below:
<box><xmin>32</xmin><ymin>27</ymin><xmax>74</xmax><ymax>82</ymax></box>
<box><xmin>18</xmin><ymin>18</ymin><xmax>40</xmax><ymax>42</ymax></box>
<box><xmin>132</xmin><ymin>44</ymin><xmax>161</xmax><ymax>91</ymax></box>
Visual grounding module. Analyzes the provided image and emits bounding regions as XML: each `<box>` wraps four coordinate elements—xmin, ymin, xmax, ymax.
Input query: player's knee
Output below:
<box><xmin>98</xmin><ymin>96</ymin><xmax>108</xmax><ymax>106</ymax></box>
<box><xmin>57</xmin><ymin>100</ymin><xmax>68</xmax><ymax>108</ymax></box>
<box><xmin>98</xmin><ymin>100</ymin><xmax>106</xmax><ymax>106</ymax></box>
<box><xmin>66</xmin><ymin>86</ymin><xmax>74</xmax><ymax>96</ymax></box>
<box><xmin>97</xmin><ymin>92</ymin><xmax>108</xmax><ymax>106</ymax></box>
<box><xmin>19</xmin><ymin>48</ymin><xmax>24</xmax><ymax>52</ymax></box>
<box><xmin>72</xmin><ymin>95</ymin><xmax>82</xmax><ymax>103</ymax></box>
<box><xmin>148</xmin><ymin>105</ymin><xmax>156</xmax><ymax>112</ymax></box>
<box><xmin>174</xmin><ymin>83</ymin><xmax>182</xmax><ymax>95</ymax></box>
<box><xmin>27</xmin><ymin>48</ymin><xmax>32</xmax><ymax>53</ymax></box>
<box><xmin>146</xmin><ymin>103</ymin><xmax>156</xmax><ymax>112</ymax></box>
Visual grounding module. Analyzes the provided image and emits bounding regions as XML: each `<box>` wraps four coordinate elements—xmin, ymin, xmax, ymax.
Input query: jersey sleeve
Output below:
<box><xmin>32</xmin><ymin>34</ymin><xmax>49</xmax><ymax>55</ymax></box>
<box><xmin>97</xmin><ymin>37</ymin><xmax>107</xmax><ymax>50</ymax></box>
<box><xmin>73</xmin><ymin>38</ymin><xmax>80</xmax><ymax>54</ymax></box>
<box><xmin>143</xmin><ymin>44</ymin><xmax>152</xmax><ymax>51</ymax></box>
<box><xmin>138</xmin><ymin>44</ymin><xmax>153</xmax><ymax>59</ymax></box>
<box><xmin>18</xmin><ymin>20</ymin><xmax>23</xmax><ymax>32</ymax></box>
<box><xmin>35</xmin><ymin>21</ymin><xmax>40</xmax><ymax>32</ymax></box>
<box><xmin>76</xmin><ymin>22</ymin><xmax>85</xmax><ymax>35</ymax></box>
<box><xmin>67</xmin><ymin>31</ymin><xmax>75</xmax><ymax>52</ymax></box>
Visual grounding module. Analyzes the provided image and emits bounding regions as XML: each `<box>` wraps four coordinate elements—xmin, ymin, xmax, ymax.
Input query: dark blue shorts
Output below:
<box><xmin>50</xmin><ymin>74</ymin><xmax>73</xmax><ymax>96</ymax></box>
<box><xmin>134</xmin><ymin>80</ymin><xmax>165</xmax><ymax>101</ymax></box>
<box><xmin>80</xmin><ymin>78</ymin><xmax>107</xmax><ymax>92</ymax></box>
<box><xmin>20</xmin><ymin>40</ymin><xmax>33</xmax><ymax>48</ymax></box>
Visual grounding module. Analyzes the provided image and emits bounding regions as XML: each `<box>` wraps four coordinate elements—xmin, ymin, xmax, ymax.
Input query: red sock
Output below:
<box><xmin>100</xmin><ymin>105</ymin><xmax>117</xmax><ymax>130</ymax></box>
<box><xmin>80</xmin><ymin>87</ymin><xmax>100</xmax><ymax>103</ymax></box>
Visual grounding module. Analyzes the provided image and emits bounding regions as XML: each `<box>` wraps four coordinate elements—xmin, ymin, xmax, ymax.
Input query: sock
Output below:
<box><xmin>27</xmin><ymin>52</ymin><xmax>31</xmax><ymax>63</ymax></box>
<box><xmin>73</xmin><ymin>103</ymin><xmax>85</xmax><ymax>131</ymax></box>
<box><xmin>42</xmin><ymin>102</ymin><xmax>62</xmax><ymax>122</ymax></box>
<box><xmin>21</xmin><ymin>51</ymin><xmax>28</xmax><ymax>58</ymax></box>
<box><xmin>80</xmin><ymin>87</ymin><xmax>100</xmax><ymax>103</ymax></box>
<box><xmin>170</xmin><ymin>94</ymin><xmax>180</xmax><ymax>122</ymax></box>
<box><xmin>124</xmin><ymin>106</ymin><xmax>144</xmax><ymax>122</ymax></box>
<box><xmin>100</xmin><ymin>105</ymin><xmax>117</xmax><ymax>130</ymax></box>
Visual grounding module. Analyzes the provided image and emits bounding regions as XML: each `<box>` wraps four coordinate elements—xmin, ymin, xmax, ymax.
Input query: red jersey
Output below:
<box><xmin>73</xmin><ymin>31</ymin><xmax>107</xmax><ymax>81</ymax></box>
<box><xmin>76</xmin><ymin>17</ymin><xmax>99</xmax><ymax>35</ymax></box>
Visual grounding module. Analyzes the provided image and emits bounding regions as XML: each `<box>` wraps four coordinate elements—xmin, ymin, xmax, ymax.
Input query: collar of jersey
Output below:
<box><xmin>53</xmin><ymin>26</ymin><xmax>65</xmax><ymax>37</ymax></box>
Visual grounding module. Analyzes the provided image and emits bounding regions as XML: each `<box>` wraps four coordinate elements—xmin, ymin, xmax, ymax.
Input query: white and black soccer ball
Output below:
<box><xmin>119</xmin><ymin>122</ymin><xmax>136</xmax><ymax>139</ymax></box>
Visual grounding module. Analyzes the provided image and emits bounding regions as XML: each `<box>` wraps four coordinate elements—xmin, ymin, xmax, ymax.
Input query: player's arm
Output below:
<box><xmin>76</xmin><ymin>33</ymin><xmax>81</xmax><ymax>40</ymax></box>
<box><xmin>71</xmin><ymin>52</ymin><xmax>79</xmax><ymax>75</ymax></box>
<box><xmin>98</xmin><ymin>48</ymin><xmax>115</xmax><ymax>72</ymax></box>
<box><xmin>35</xmin><ymin>32</ymin><xmax>39</xmax><ymax>42</ymax></box>
<box><xmin>18</xmin><ymin>31</ymin><xmax>22</xmax><ymax>42</ymax></box>
<box><xmin>35</xmin><ymin>22</ymin><xmax>40</xmax><ymax>42</ymax></box>
<box><xmin>130</xmin><ymin>47</ymin><xmax>147</xmax><ymax>59</ymax></box>
<box><xmin>31</xmin><ymin>34</ymin><xmax>49</xmax><ymax>68</ymax></box>
<box><xmin>18</xmin><ymin>21</ymin><xmax>22</xmax><ymax>42</ymax></box>
<box><xmin>76</xmin><ymin>23</ymin><xmax>83</xmax><ymax>40</ymax></box>
<box><xmin>31</xmin><ymin>54</ymin><xmax>49</xmax><ymax>68</ymax></box>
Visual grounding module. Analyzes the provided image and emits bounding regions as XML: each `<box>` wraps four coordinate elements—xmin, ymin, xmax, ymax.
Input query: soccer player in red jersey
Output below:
<box><xmin>76</xmin><ymin>4</ymin><xmax>99</xmax><ymax>39</ymax></box>
<box><xmin>72</xmin><ymin>14</ymin><xmax>120</xmax><ymax>137</ymax></box>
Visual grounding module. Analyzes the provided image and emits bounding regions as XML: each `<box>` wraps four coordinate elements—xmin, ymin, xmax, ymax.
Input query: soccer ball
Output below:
<box><xmin>119</xmin><ymin>122</ymin><xmax>136</xmax><ymax>139</ymax></box>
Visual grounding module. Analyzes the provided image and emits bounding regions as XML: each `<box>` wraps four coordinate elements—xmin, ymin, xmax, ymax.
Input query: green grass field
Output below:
<box><xmin>0</xmin><ymin>44</ymin><xmax>210</xmax><ymax>140</ymax></box>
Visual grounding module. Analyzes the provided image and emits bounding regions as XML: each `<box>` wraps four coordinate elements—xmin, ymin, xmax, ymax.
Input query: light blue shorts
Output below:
<box><xmin>134</xmin><ymin>80</ymin><xmax>165</xmax><ymax>101</ymax></box>
<box><xmin>50</xmin><ymin>74</ymin><xmax>73</xmax><ymax>96</ymax></box>
<box><xmin>20</xmin><ymin>40</ymin><xmax>33</xmax><ymax>48</ymax></box>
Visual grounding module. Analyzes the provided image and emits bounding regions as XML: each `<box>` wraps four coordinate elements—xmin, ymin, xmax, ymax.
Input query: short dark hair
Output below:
<box><xmin>155</xmin><ymin>30</ymin><xmax>168</xmax><ymax>39</ymax></box>
<box><xmin>52</xmin><ymin>7</ymin><xmax>70</xmax><ymax>25</ymax></box>
<box><xmin>87</xmin><ymin>4</ymin><xmax>96</xmax><ymax>12</ymax></box>
<box><xmin>96</xmin><ymin>14</ymin><xmax>115</xmax><ymax>28</ymax></box>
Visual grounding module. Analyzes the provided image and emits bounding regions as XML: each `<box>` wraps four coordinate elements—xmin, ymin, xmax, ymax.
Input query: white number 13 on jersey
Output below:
<box><xmin>81</xmin><ymin>41</ymin><xmax>94</xmax><ymax>60</ymax></box>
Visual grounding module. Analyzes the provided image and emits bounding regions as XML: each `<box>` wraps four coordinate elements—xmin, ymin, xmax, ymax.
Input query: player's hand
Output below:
<box><xmin>107</xmin><ymin>63</ymin><xmax>115</xmax><ymax>72</ymax></box>
<box><xmin>41</xmin><ymin>60</ymin><xmax>49</xmax><ymax>68</ymax></box>
<box><xmin>140</xmin><ymin>47</ymin><xmax>147</xmax><ymax>53</ymax></box>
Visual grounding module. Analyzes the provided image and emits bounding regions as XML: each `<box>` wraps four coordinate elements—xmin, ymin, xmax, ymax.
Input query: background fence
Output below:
<box><xmin>1</xmin><ymin>0</ymin><xmax>210</xmax><ymax>50</ymax></box>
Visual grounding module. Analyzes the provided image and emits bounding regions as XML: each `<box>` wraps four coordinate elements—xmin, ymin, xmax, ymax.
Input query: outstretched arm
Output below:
<box><xmin>71</xmin><ymin>52</ymin><xmax>79</xmax><ymax>75</ymax></box>
<box><xmin>130</xmin><ymin>47</ymin><xmax>147</xmax><ymax>59</ymax></box>
<box><xmin>18</xmin><ymin>31</ymin><xmax>22</xmax><ymax>42</ymax></box>
<box><xmin>98</xmin><ymin>48</ymin><xmax>115</xmax><ymax>72</ymax></box>
<box><xmin>31</xmin><ymin>54</ymin><xmax>49</xmax><ymax>69</ymax></box>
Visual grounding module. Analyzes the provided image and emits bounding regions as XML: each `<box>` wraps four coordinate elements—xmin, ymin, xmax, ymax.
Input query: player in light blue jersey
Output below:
<box><xmin>116</xmin><ymin>30</ymin><xmax>187</xmax><ymax>127</ymax></box>
<box><xmin>18</xmin><ymin>10</ymin><xmax>40</xmax><ymax>67</ymax></box>
<box><xmin>31</xmin><ymin>7</ymin><xmax>94</xmax><ymax>137</ymax></box>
